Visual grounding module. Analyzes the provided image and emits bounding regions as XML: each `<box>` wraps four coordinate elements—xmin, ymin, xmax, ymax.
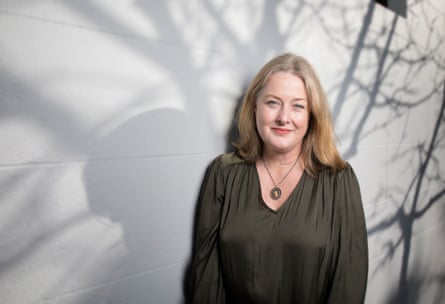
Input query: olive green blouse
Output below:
<box><xmin>191</xmin><ymin>153</ymin><xmax>368</xmax><ymax>304</ymax></box>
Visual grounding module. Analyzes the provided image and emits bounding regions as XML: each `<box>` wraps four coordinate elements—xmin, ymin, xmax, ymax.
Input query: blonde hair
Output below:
<box><xmin>234</xmin><ymin>53</ymin><xmax>346</xmax><ymax>175</ymax></box>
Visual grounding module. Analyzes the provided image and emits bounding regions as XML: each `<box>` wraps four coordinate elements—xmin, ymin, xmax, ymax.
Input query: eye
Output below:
<box><xmin>265</xmin><ymin>100</ymin><xmax>280</xmax><ymax>107</ymax></box>
<box><xmin>293</xmin><ymin>103</ymin><xmax>305</xmax><ymax>110</ymax></box>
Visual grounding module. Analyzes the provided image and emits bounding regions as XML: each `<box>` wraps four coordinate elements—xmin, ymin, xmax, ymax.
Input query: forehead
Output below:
<box><xmin>261</xmin><ymin>72</ymin><xmax>307</xmax><ymax>97</ymax></box>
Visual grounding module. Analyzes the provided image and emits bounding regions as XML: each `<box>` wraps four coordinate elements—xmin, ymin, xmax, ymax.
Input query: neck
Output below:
<box><xmin>262</xmin><ymin>149</ymin><xmax>302</xmax><ymax>166</ymax></box>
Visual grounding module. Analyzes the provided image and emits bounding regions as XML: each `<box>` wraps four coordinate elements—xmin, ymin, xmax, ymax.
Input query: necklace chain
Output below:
<box><xmin>262</xmin><ymin>153</ymin><xmax>301</xmax><ymax>200</ymax></box>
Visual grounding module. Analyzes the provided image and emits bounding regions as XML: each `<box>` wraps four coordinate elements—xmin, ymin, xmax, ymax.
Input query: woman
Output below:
<box><xmin>190</xmin><ymin>53</ymin><xmax>368</xmax><ymax>303</ymax></box>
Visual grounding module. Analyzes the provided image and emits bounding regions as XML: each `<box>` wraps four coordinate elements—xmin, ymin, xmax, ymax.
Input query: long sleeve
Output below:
<box><xmin>327</xmin><ymin>165</ymin><xmax>369</xmax><ymax>304</ymax></box>
<box><xmin>190</xmin><ymin>156</ymin><xmax>226</xmax><ymax>304</ymax></box>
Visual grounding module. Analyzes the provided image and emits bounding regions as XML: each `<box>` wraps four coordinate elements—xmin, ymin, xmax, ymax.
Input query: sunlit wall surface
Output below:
<box><xmin>0</xmin><ymin>1</ymin><xmax>444</xmax><ymax>303</ymax></box>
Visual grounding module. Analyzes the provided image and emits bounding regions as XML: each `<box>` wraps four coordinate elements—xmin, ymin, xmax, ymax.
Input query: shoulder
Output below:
<box><xmin>315</xmin><ymin>162</ymin><xmax>359</xmax><ymax>187</ymax></box>
<box><xmin>337</xmin><ymin>162</ymin><xmax>358</xmax><ymax>183</ymax></box>
<box><xmin>205</xmin><ymin>152</ymin><xmax>250</xmax><ymax>181</ymax></box>
<box><xmin>330</xmin><ymin>163</ymin><xmax>362</xmax><ymax>198</ymax></box>
<box><xmin>210</xmin><ymin>152</ymin><xmax>246</xmax><ymax>169</ymax></box>
<box><xmin>333</xmin><ymin>162</ymin><xmax>355</xmax><ymax>177</ymax></box>
<box><xmin>317</xmin><ymin>162</ymin><xmax>355</xmax><ymax>177</ymax></box>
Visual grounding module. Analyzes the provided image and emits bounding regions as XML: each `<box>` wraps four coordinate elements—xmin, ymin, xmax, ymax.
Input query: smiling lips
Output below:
<box><xmin>272</xmin><ymin>127</ymin><xmax>293</xmax><ymax>135</ymax></box>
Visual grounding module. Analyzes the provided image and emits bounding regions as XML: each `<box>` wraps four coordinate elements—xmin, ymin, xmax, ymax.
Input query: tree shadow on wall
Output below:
<box><xmin>368</xmin><ymin>82</ymin><xmax>445</xmax><ymax>304</ymax></box>
<box><xmin>2</xmin><ymin>1</ymin><xmax>443</xmax><ymax>303</ymax></box>
<box><xmin>82</xmin><ymin>108</ymin><xmax>201</xmax><ymax>304</ymax></box>
<box><xmin>312</xmin><ymin>1</ymin><xmax>445</xmax><ymax>303</ymax></box>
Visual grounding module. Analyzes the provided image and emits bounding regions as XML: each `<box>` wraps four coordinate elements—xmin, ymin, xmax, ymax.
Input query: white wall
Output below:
<box><xmin>0</xmin><ymin>1</ymin><xmax>444</xmax><ymax>303</ymax></box>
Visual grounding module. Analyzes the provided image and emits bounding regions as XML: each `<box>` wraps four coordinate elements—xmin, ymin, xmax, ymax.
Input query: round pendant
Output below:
<box><xmin>270</xmin><ymin>186</ymin><xmax>282</xmax><ymax>200</ymax></box>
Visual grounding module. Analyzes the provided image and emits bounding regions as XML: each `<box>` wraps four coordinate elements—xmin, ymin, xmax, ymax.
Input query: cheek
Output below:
<box><xmin>255</xmin><ymin>112</ymin><xmax>264</xmax><ymax>133</ymax></box>
<box><xmin>255</xmin><ymin>110</ymin><xmax>269</xmax><ymax>138</ymax></box>
<box><xmin>255</xmin><ymin>108</ymin><xmax>266</xmax><ymax>125</ymax></box>
<box><xmin>294</xmin><ymin>112</ymin><xmax>310</xmax><ymax>129</ymax></box>
<box><xmin>258</xmin><ymin>108</ymin><xmax>275</xmax><ymax>123</ymax></box>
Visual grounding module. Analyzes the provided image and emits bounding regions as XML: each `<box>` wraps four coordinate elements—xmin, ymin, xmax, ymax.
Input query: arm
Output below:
<box><xmin>328</xmin><ymin>165</ymin><xmax>368</xmax><ymax>303</ymax></box>
<box><xmin>190</xmin><ymin>156</ymin><xmax>226</xmax><ymax>304</ymax></box>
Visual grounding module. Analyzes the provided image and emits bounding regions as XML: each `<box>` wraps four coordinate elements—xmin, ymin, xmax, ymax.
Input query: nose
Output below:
<box><xmin>276</xmin><ymin>104</ymin><xmax>289</xmax><ymax>124</ymax></box>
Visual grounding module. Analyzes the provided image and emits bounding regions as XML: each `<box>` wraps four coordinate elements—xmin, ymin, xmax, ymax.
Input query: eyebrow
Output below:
<box><xmin>263</xmin><ymin>94</ymin><xmax>307</xmax><ymax>102</ymax></box>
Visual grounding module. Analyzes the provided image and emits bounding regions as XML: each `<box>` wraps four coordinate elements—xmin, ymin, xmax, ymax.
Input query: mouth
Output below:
<box><xmin>272</xmin><ymin>128</ymin><xmax>292</xmax><ymax>135</ymax></box>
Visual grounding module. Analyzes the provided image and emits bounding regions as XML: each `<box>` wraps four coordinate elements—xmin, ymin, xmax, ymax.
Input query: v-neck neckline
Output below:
<box><xmin>254</xmin><ymin>163</ymin><xmax>305</xmax><ymax>213</ymax></box>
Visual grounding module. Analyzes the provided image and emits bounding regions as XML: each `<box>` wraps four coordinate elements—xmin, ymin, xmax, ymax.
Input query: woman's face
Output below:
<box><xmin>255</xmin><ymin>71</ymin><xmax>310</xmax><ymax>156</ymax></box>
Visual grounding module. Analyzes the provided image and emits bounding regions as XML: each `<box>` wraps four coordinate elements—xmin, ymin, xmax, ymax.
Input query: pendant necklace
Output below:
<box><xmin>262</xmin><ymin>153</ymin><xmax>301</xmax><ymax>200</ymax></box>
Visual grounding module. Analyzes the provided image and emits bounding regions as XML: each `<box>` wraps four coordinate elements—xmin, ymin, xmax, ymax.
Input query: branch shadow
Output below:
<box><xmin>310</xmin><ymin>1</ymin><xmax>445</xmax><ymax>303</ymax></box>
<box><xmin>368</xmin><ymin>80</ymin><xmax>445</xmax><ymax>304</ymax></box>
